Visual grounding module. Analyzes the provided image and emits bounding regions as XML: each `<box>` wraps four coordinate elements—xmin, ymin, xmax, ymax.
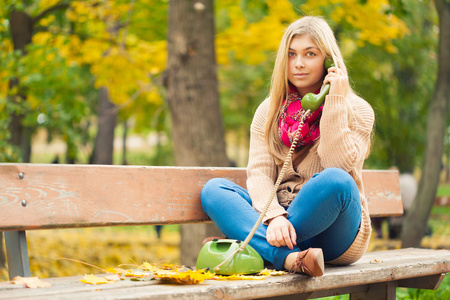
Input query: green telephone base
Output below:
<box><xmin>196</xmin><ymin>239</ymin><xmax>264</xmax><ymax>275</ymax></box>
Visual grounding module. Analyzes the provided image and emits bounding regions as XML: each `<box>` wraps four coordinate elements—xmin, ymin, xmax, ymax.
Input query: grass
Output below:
<box><xmin>437</xmin><ymin>184</ymin><xmax>450</xmax><ymax>197</ymax></box>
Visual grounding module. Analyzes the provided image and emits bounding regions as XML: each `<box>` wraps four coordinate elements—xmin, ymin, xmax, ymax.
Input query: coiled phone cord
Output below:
<box><xmin>214</xmin><ymin>109</ymin><xmax>312</xmax><ymax>272</ymax></box>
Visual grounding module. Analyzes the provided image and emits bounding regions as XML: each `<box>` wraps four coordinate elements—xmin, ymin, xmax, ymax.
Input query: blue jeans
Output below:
<box><xmin>200</xmin><ymin>168</ymin><xmax>361</xmax><ymax>270</ymax></box>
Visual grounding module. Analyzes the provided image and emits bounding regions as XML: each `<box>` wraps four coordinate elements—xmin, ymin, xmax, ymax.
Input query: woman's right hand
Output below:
<box><xmin>266</xmin><ymin>216</ymin><xmax>297</xmax><ymax>250</ymax></box>
<box><xmin>323</xmin><ymin>58</ymin><xmax>349</xmax><ymax>98</ymax></box>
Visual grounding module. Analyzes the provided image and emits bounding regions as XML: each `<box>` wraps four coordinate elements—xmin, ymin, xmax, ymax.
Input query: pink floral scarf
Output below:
<box><xmin>278</xmin><ymin>84</ymin><xmax>323</xmax><ymax>149</ymax></box>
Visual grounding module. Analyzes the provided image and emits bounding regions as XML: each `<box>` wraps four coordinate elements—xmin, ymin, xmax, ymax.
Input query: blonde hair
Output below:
<box><xmin>265</xmin><ymin>16</ymin><xmax>352</xmax><ymax>164</ymax></box>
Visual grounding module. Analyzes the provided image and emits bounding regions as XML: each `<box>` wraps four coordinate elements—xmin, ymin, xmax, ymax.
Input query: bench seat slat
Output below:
<box><xmin>0</xmin><ymin>248</ymin><xmax>447</xmax><ymax>299</ymax></box>
<box><xmin>0</xmin><ymin>164</ymin><xmax>402</xmax><ymax>231</ymax></box>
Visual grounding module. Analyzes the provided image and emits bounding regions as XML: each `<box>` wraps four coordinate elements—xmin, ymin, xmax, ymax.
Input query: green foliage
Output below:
<box><xmin>353</xmin><ymin>0</ymin><xmax>438</xmax><ymax>172</ymax></box>
<box><xmin>1</xmin><ymin>0</ymin><xmax>169</xmax><ymax>163</ymax></box>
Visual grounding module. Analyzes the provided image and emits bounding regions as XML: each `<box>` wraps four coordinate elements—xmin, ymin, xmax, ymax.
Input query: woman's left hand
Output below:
<box><xmin>323</xmin><ymin>59</ymin><xmax>349</xmax><ymax>97</ymax></box>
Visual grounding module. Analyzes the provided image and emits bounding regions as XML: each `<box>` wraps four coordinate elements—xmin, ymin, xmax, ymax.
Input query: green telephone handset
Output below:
<box><xmin>301</xmin><ymin>58</ymin><xmax>334</xmax><ymax>111</ymax></box>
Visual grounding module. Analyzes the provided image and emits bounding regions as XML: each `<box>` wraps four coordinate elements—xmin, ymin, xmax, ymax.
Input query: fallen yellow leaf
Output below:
<box><xmin>213</xmin><ymin>274</ymin><xmax>268</xmax><ymax>280</ymax></box>
<box><xmin>140</xmin><ymin>262</ymin><xmax>158</xmax><ymax>272</ymax></box>
<box><xmin>154</xmin><ymin>270</ymin><xmax>213</xmax><ymax>284</ymax></box>
<box><xmin>258</xmin><ymin>269</ymin><xmax>288</xmax><ymax>276</ymax></box>
<box><xmin>106</xmin><ymin>268</ymin><xmax>127</xmax><ymax>275</ymax></box>
<box><xmin>124</xmin><ymin>269</ymin><xmax>151</xmax><ymax>278</ymax></box>
<box><xmin>80</xmin><ymin>274</ymin><xmax>113</xmax><ymax>284</ymax></box>
<box><xmin>212</xmin><ymin>269</ymin><xmax>287</xmax><ymax>280</ymax></box>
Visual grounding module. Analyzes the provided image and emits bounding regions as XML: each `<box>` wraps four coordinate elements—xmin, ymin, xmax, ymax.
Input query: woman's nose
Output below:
<box><xmin>295</xmin><ymin>57</ymin><xmax>305</xmax><ymax>68</ymax></box>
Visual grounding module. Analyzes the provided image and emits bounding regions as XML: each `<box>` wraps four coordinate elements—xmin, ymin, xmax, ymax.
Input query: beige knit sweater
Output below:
<box><xmin>246</xmin><ymin>93</ymin><xmax>375</xmax><ymax>265</ymax></box>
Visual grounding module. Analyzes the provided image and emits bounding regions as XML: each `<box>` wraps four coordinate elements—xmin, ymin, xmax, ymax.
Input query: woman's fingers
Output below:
<box><xmin>266</xmin><ymin>216</ymin><xmax>297</xmax><ymax>249</ymax></box>
<box><xmin>324</xmin><ymin>61</ymin><xmax>349</xmax><ymax>97</ymax></box>
<box><xmin>330</xmin><ymin>58</ymin><xmax>347</xmax><ymax>74</ymax></box>
<box><xmin>281</xmin><ymin>227</ymin><xmax>293</xmax><ymax>250</ymax></box>
<box><xmin>289</xmin><ymin>224</ymin><xmax>297</xmax><ymax>247</ymax></box>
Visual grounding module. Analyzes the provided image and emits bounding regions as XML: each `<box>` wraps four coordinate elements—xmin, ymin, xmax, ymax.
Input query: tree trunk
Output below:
<box><xmin>92</xmin><ymin>87</ymin><xmax>117</xmax><ymax>165</ymax></box>
<box><xmin>8</xmin><ymin>11</ymin><xmax>34</xmax><ymax>163</ymax></box>
<box><xmin>401</xmin><ymin>0</ymin><xmax>450</xmax><ymax>247</ymax></box>
<box><xmin>166</xmin><ymin>0</ymin><xmax>229</xmax><ymax>266</ymax></box>
<box><xmin>122</xmin><ymin>120</ymin><xmax>128</xmax><ymax>165</ymax></box>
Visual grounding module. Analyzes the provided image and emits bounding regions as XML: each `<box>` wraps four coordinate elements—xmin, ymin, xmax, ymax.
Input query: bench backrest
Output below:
<box><xmin>0</xmin><ymin>163</ymin><xmax>403</xmax><ymax>231</ymax></box>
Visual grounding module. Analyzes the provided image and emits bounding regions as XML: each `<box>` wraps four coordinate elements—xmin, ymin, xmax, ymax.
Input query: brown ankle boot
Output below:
<box><xmin>289</xmin><ymin>248</ymin><xmax>324</xmax><ymax>277</ymax></box>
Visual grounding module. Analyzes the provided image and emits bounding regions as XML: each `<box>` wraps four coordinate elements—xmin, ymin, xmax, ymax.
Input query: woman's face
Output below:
<box><xmin>287</xmin><ymin>35</ymin><xmax>326</xmax><ymax>97</ymax></box>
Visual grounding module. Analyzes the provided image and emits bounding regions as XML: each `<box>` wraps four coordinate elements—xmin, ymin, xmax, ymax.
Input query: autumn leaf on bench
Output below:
<box><xmin>11</xmin><ymin>276</ymin><xmax>51</xmax><ymax>288</ymax></box>
<box><xmin>80</xmin><ymin>274</ymin><xmax>119</xmax><ymax>284</ymax></box>
<box><xmin>154</xmin><ymin>269</ymin><xmax>214</xmax><ymax>284</ymax></box>
<box><xmin>213</xmin><ymin>269</ymin><xmax>288</xmax><ymax>281</ymax></box>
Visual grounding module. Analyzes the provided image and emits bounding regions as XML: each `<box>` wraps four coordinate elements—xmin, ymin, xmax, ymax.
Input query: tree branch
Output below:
<box><xmin>32</xmin><ymin>2</ymin><xmax>70</xmax><ymax>25</ymax></box>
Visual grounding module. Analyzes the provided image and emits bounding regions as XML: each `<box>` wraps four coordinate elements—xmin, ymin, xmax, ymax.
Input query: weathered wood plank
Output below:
<box><xmin>398</xmin><ymin>273</ymin><xmax>446</xmax><ymax>290</ymax></box>
<box><xmin>361</xmin><ymin>169</ymin><xmax>403</xmax><ymax>217</ymax></box>
<box><xmin>0</xmin><ymin>164</ymin><xmax>246</xmax><ymax>230</ymax></box>
<box><xmin>0</xmin><ymin>164</ymin><xmax>402</xmax><ymax>231</ymax></box>
<box><xmin>0</xmin><ymin>248</ymin><xmax>447</xmax><ymax>300</ymax></box>
<box><xmin>349</xmin><ymin>282</ymin><xmax>397</xmax><ymax>300</ymax></box>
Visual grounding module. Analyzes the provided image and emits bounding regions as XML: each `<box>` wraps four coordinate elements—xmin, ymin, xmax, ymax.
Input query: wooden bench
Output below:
<box><xmin>0</xmin><ymin>163</ymin><xmax>448</xmax><ymax>299</ymax></box>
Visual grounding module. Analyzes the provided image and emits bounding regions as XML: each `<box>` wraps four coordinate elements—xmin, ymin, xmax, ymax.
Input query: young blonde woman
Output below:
<box><xmin>201</xmin><ymin>16</ymin><xmax>374</xmax><ymax>277</ymax></box>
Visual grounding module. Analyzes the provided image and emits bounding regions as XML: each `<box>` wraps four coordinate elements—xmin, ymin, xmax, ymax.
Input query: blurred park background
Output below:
<box><xmin>0</xmin><ymin>0</ymin><xmax>449</xmax><ymax>298</ymax></box>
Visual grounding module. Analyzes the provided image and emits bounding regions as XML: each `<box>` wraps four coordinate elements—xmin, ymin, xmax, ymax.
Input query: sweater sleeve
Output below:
<box><xmin>317</xmin><ymin>93</ymin><xmax>375</xmax><ymax>171</ymax></box>
<box><xmin>246</xmin><ymin>99</ymin><xmax>288</xmax><ymax>224</ymax></box>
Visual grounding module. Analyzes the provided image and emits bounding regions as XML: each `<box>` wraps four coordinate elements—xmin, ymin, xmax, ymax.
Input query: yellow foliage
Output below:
<box><xmin>32</xmin><ymin>32</ymin><xmax>53</xmax><ymax>45</ymax></box>
<box><xmin>38</xmin><ymin>0</ymin><xmax>61</xmax><ymax>11</ymax></box>
<box><xmin>216</xmin><ymin>0</ymin><xmax>298</xmax><ymax>65</ymax></box>
<box><xmin>267</xmin><ymin>0</ymin><xmax>299</xmax><ymax>23</ymax></box>
<box><xmin>62</xmin><ymin>1</ymin><xmax>167</xmax><ymax>109</ymax></box>
<box><xmin>301</xmin><ymin>0</ymin><xmax>410</xmax><ymax>52</ymax></box>
<box><xmin>77</xmin><ymin>38</ymin><xmax>108</xmax><ymax>65</ymax></box>
<box><xmin>84</xmin><ymin>43</ymin><xmax>165</xmax><ymax>106</ymax></box>
<box><xmin>27</xmin><ymin>94</ymin><xmax>41</xmax><ymax>110</ymax></box>
<box><xmin>67</xmin><ymin>1</ymin><xmax>97</xmax><ymax>22</ymax></box>
<box><xmin>0</xmin><ymin>75</ymin><xmax>8</xmax><ymax>98</ymax></box>
<box><xmin>37</xmin><ymin>15</ymin><xmax>55</xmax><ymax>27</ymax></box>
<box><xmin>0</xmin><ymin>37</ymin><xmax>12</xmax><ymax>98</ymax></box>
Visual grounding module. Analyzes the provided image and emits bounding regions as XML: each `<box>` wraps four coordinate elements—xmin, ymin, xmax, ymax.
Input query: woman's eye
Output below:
<box><xmin>288</xmin><ymin>52</ymin><xmax>295</xmax><ymax>57</ymax></box>
<box><xmin>306</xmin><ymin>52</ymin><xmax>316</xmax><ymax>57</ymax></box>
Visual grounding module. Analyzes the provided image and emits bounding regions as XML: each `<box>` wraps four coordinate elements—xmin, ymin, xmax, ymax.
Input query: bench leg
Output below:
<box><xmin>4</xmin><ymin>231</ymin><xmax>31</xmax><ymax>279</ymax></box>
<box><xmin>350</xmin><ymin>282</ymin><xmax>397</xmax><ymax>300</ymax></box>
